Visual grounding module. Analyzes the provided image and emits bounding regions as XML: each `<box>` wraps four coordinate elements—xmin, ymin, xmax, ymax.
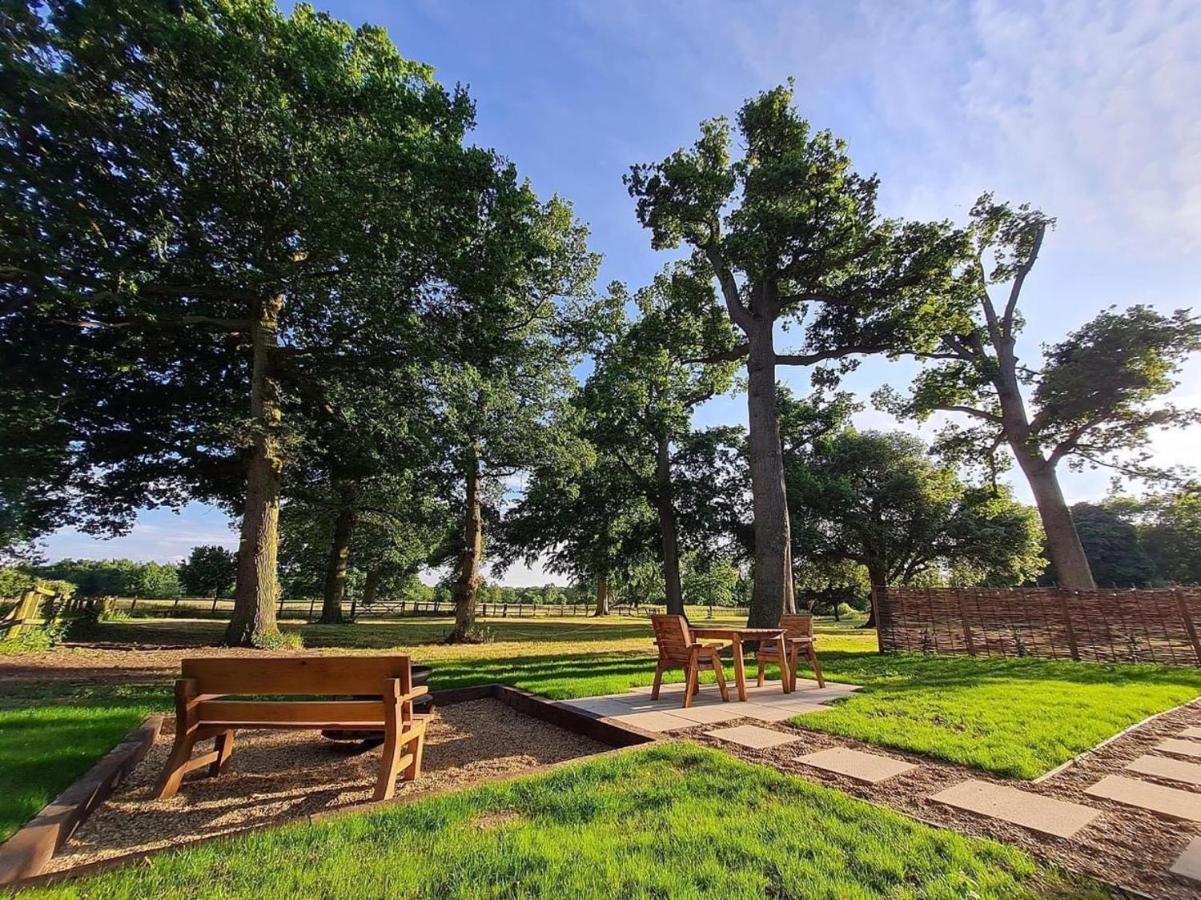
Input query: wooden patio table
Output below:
<box><xmin>689</xmin><ymin>626</ymin><xmax>793</xmax><ymax>700</ymax></box>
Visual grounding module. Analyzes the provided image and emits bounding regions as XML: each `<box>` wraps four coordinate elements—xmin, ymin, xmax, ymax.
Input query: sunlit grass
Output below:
<box><xmin>8</xmin><ymin>744</ymin><xmax>1098</xmax><ymax>900</ymax></box>
<box><xmin>802</xmin><ymin>652</ymin><xmax>1201</xmax><ymax>778</ymax></box>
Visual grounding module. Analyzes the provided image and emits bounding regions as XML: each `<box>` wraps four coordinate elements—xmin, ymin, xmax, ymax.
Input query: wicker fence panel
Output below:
<box><xmin>875</xmin><ymin>587</ymin><xmax>1201</xmax><ymax>666</ymax></box>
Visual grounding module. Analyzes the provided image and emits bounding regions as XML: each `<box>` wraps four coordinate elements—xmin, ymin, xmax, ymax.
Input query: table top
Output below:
<box><xmin>689</xmin><ymin>626</ymin><xmax>784</xmax><ymax>639</ymax></box>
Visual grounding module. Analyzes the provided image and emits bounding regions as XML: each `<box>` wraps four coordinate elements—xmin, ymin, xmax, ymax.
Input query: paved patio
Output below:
<box><xmin>556</xmin><ymin>678</ymin><xmax>859</xmax><ymax>733</ymax></box>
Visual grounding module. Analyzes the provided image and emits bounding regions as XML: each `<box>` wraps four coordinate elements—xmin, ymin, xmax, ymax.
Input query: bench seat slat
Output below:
<box><xmin>195</xmin><ymin>700</ymin><xmax>387</xmax><ymax>725</ymax></box>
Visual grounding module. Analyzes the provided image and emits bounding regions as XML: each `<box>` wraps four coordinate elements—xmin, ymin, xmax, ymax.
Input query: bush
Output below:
<box><xmin>0</xmin><ymin>617</ymin><xmax>70</xmax><ymax>655</ymax></box>
<box><xmin>836</xmin><ymin>602</ymin><xmax>856</xmax><ymax>619</ymax></box>
<box><xmin>254</xmin><ymin>629</ymin><xmax>304</xmax><ymax>651</ymax></box>
<box><xmin>0</xmin><ymin>567</ymin><xmax>34</xmax><ymax>600</ymax></box>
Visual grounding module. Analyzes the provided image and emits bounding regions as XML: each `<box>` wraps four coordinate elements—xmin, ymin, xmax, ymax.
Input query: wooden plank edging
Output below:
<box><xmin>0</xmin><ymin>714</ymin><xmax>164</xmax><ymax>885</ymax></box>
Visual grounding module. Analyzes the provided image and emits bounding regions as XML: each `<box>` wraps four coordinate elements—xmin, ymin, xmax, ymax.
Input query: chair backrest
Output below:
<box><xmin>180</xmin><ymin>655</ymin><xmax>413</xmax><ymax>697</ymax></box>
<box><xmin>780</xmin><ymin>615</ymin><xmax>814</xmax><ymax>639</ymax></box>
<box><xmin>651</xmin><ymin>614</ymin><xmax>693</xmax><ymax>661</ymax></box>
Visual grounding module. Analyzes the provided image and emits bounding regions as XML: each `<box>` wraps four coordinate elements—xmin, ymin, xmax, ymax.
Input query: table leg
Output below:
<box><xmin>732</xmin><ymin>636</ymin><xmax>747</xmax><ymax>701</ymax></box>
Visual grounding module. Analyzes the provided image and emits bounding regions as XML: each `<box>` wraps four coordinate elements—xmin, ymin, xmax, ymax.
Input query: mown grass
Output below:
<box><xmin>0</xmin><ymin>683</ymin><xmax>168</xmax><ymax>842</ymax></box>
<box><xmin>9</xmin><ymin>744</ymin><xmax>1101</xmax><ymax>900</ymax></box>
<box><xmin>802</xmin><ymin>652</ymin><xmax>1201</xmax><ymax>778</ymax></box>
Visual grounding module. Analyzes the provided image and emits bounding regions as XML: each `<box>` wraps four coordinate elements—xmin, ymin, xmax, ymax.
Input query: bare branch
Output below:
<box><xmin>1001</xmin><ymin>222</ymin><xmax>1045</xmax><ymax>338</ymax></box>
<box><xmin>704</xmin><ymin>246</ymin><xmax>753</xmax><ymax>331</ymax></box>
<box><xmin>684</xmin><ymin>343</ymin><xmax>749</xmax><ymax>365</ymax></box>
<box><xmin>774</xmin><ymin>345</ymin><xmax>887</xmax><ymax>367</ymax></box>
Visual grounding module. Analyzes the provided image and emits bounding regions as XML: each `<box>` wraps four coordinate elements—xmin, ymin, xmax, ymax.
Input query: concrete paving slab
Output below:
<box><xmin>1170</xmin><ymin>837</ymin><xmax>1201</xmax><ymax>886</ymax></box>
<box><xmin>561</xmin><ymin>698</ymin><xmax>638</xmax><ymax>717</ymax></box>
<box><xmin>1157</xmin><ymin>738</ymin><xmax>1201</xmax><ymax>760</ymax></box>
<box><xmin>667</xmin><ymin>704</ymin><xmax>745</xmax><ymax>724</ymax></box>
<box><xmin>931</xmin><ymin>779</ymin><xmax>1100</xmax><ymax>838</ymax></box>
<box><xmin>737</xmin><ymin>703</ymin><xmax>810</xmax><ymax>722</ymax></box>
<box><xmin>608</xmin><ymin>710</ymin><xmax>695</xmax><ymax>733</ymax></box>
<box><xmin>1178</xmin><ymin>726</ymin><xmax>1201</xmax><ymax>741</ymax></box>
<box><xmin>1085</xmin><ymin>775</ymin><xmax>1201</xmax><ymax>822</ymax></box>
<box><xmin>705</xmin><ymin>724</ymin><xmax>802</xmax><ymax>750</ymax></box>
<box><xmin>797</xmin><ymin>748</ymin><xmax>918</xmax><ymax>784</ymax></box>
<box><xmin>1126</xmin><ymin>754</ymin><xmax>1201</xmax><ymax>787</ymax></box>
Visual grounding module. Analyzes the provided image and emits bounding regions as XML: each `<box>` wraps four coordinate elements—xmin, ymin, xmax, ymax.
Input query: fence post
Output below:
<box><xmin>278</xmin><ymin>595</ymin><xmax>285</xmax><ymax>616</ymax></box>
<box><xmin>210</xmin><ymin>595</ymin><xmax>218</xmax><ymax>614</ymax></box>
<box><xmin>1175</xmin><ymin>588</ymin><xmax>1201</xmax><ymax>665</ymax></box>
<box><xmin>957</xmin><ymin>590</ymin><xmax>976</xmax><ymax>656</ymax></box>
<box><xmin>308</xmin><ymin>596</ymin><xmax>316</xmax><ymax>620</ymax></box>
<box><xmin>1059</xmin><ymin>591</ymin><xmax>1080</xmax><ymax>661</ymax></box>
<box><xmin>129</xmin><ymin>596</ymin><xmax>138</xmax><ymax>613</ymax></box>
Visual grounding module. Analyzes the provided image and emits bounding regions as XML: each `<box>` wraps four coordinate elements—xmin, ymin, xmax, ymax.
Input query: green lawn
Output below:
<box><xmin>0</xmin><ymin>683</ymin><xmax>167</xmax><ymax>842</ymax></box>
<box><xmin>804</xmin><ymin>653</ymin><xmax>1201</xmax><ymax>778</ymax></box>
<box><xmin>9</xmin><ymin>744</ymin><xmax>1100</xmax><ymax>900</ymax></box>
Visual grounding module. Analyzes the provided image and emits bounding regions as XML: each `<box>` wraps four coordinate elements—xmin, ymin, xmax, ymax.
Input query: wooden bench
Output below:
<box><xmin>156</xmin><ymin>655</ymin><xmax>428</xmax><ymax>802</ymax></box>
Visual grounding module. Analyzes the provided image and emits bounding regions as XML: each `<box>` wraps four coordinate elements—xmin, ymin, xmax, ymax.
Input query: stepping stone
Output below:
<box><xmin>667</xmin><ymin>704</ymin><xmax>744</xmax><ymax>724</ymax></box>
<box><xmin>1170</xmin><ymin>836</ymin><xmax>1201</xmax><ymax>886</ymax></box>
<box><xmin>1157</xmin><ymin>738</ymin><xmax>1201</xmax><ymax>760</ymax></box>
<box><xmin>1126</xmin><ymin>754</ymin><xmax>1201</xmax><ymax>787</ymax></box>
<box><xmin>1085</xmin><ymin>775</ymin><xmax>1201</xmax><ymax>822</ymax></box>
<box><xmin>931</xmin><ymin>779</ymin><xmax>1100</xmax><ymax>838</ymax></box>
<box><xmin>1178</xmin><ymin>726</ymin><xmax>1201</xmax><ymax>740</ymax></box>
<box><xmin>706</xmin><ymin>724</ymin><xmax>802</xmax><ymax>750</ymax></box>
<box><xmin>609</xmin><ymin>710</ymin><xmax>694</xmax><ymax>733</ymax></box>
<box><xmin>796</xmin><ymin>748</ymin><xmax>918</xmax><ymax>784</ymax></box>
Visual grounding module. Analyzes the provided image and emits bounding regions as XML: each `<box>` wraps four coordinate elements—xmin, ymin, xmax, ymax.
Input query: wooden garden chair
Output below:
<box><xmin>756</xmin><ymin>615</ymin><xmax>825</xmax><ymax>688</ymax></box>
<box><xmin>156</xmin><ymin>655</ymin><xmax>428</xmax><ymax>802</ymax></box>
<box><xmin>650</xmin><ymin>614</ymin><xmax>730</xmax><ymax>708</ymax></box>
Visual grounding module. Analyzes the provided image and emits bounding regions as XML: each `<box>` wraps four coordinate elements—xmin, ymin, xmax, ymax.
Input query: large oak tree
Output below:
<box><xmin>626</xmin><ymin>84</ymin><xmax>964</xmax><ymax>627</ymax></box>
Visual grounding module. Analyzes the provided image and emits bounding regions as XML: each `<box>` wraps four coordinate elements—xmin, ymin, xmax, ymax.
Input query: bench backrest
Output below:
<box><xmin>651</xmin><ymin>614</ymin><xmax>694</xmax><ymax>662</ymax></box>
<box><xmin>180</xmin><ymin>655</ymin><xmax>413</xmax><ymax>697</ymax></box>
<box><xmin>780</xmin><ymin>615</ymin><xmax>814</xmax><ymax>639</ymax></box>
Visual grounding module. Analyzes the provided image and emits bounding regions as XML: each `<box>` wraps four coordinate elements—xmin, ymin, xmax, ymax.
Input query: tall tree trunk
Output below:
<box><xmin>449</xmin><ymin>444</ymin><xmax>484</xmax><ymax>642</ymax></box>
<box><xmin>654</xmin><ymin>433</ymin><xmax>685</xmax><ymax>615</ymax></box>
<box><xmin>319</xmin><ymin>492</ymin><xmax>356</xmax><ymax>625</ymax></box>
<box><xmin>745</xmin><ymin>323</ymin><xmax>791</xmax><ymax>628</ymax></box>
<box><xmin>226</xmin><ymin>292</ymin><xmax>285</xmax><ymax>647</ymax></box>
<box><xmin>363</xmin><ymin>566</ymin><xmax>383</xmax><ymax>607</ymax></box>
<box><xmin>594</xmin><ymin>575</ymin><xmax>610</xmax><ymax>616</ymax></box>
<box><xmin>992</xmin><ymin>338</ymin><xmax>1096</xmax><ymax>590</ymax></box>
<box><xmin>862</xmin><ymin>561</ymin><xmax>887</xmax><ymax>628</ymax></box>
<box><xmin>1013</xmin><ymin>446</ymin><xmax>1095</xmax><ymax>588</ymax></box>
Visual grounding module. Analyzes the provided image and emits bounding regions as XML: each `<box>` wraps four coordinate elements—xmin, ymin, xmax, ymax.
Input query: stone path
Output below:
<box><xmin>563</xmin><ymin>682</ymin><xmax>1201</xmax><ymax>897</ymax></box>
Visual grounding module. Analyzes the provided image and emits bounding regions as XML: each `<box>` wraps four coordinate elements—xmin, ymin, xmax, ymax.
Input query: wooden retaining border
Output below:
<box><xmin>0</xmin><ymin>685</ymin><xmax>661</xmax><ymax>891</ymax></box>
<box><xmin>0</xmin><ymin>715</ymin><xmax>164</xmax><ymax>885</ymax></box>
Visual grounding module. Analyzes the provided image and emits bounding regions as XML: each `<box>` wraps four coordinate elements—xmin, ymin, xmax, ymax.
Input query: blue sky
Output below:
<box><xmin>44</xmin><ymin>0</ymin><xmax>1201</xmax><ymax>584</ymax></box>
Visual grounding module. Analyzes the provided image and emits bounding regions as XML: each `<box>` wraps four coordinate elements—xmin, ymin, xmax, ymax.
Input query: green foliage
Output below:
<box><xmin>178</xmin><ymin>546</ymin><xmax>237</xmax><ymax>599</ymax></box>
<box><xmin>0</xmin><ymin>567</ymin><xmax>34</xmax><ymax>600</ymax></box>
<box><xmin>1139</xmin><ymin>486</ymin><xmax>1201</xmax><ymax>585</ymax></box>
<box><xmin>35</xmin><ymin>559</ymin><xmax>180</xmax><ymax>599</ymax></box>
<box><xmin>1062</xmin><ymin>503</ymin><xmax>1157</xmax><ymax>588</ymax></box>
<box><xmin>787</xmin><ymin>428</ymin><xmax>1045</xmax><ymax>587</ymax></box>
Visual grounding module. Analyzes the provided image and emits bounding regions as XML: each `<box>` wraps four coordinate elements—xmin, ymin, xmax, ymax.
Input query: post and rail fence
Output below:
<box><xmin>874</xmin><ymin>585</ymin><xmax>1201</xmax><ymax>667</ymax></box>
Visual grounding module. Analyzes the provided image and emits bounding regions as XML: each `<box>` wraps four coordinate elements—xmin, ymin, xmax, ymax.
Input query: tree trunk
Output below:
<box><xmin>862</xmin><ymin>562</ymin><xmax>887</xmax><ymax>629</ymax></box>
<box><xmin>745</xmin><ymin>323</ymin><xmax>791</xmax><ymax>628</ymax></box>
<box><xmin>991</xmin><ymin>335</ymin><xmax>1096</xmax><ymax>591</ymax></box>
<box><xmin>226</xmin><ymin>293</ymin><xmax>285</xmax><ymax>647</ymax></box>
<box><xmin>654</xmin><ymin>433</ymin><xmax>685</xmax><ymax>615</ymax></box>
<box><xmin>1013</xmin><ymin>446</ymin><xmax>1096</xmax><ymax>589</ymax></box>
<box><xmin>594</xmin><ymin>575</ymin><xmax>610</xmax><ymax>616</ymax></box>
<box><xmin>319</xmin><ymin>494</ymin><xmax>356</xmax><ymax>625</ymax></box>
<box><xmin>363</xmin><ymin>566</ymin><xmax>383</xmax><ymax>607</ymax></box>
<box><xmin>449</xmin><ymin>445</ymin><xmax>484</xmax><ymax>643</ymax></box>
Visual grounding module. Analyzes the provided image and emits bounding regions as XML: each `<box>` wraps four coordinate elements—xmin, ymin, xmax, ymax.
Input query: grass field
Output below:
<box><xmin>0</xmin><ymin>683</ymin><xmax>167</xmax><ymax>842</ymax></box>
<box><xmin>6</xmin><ymin>744</ymin><xmax>1099</xmax><ymax>900</ymax></box>
<box><xmin>4</xmin><ymin>612</ymin><xmax>1201</xmax><ymax>846</ymax></box>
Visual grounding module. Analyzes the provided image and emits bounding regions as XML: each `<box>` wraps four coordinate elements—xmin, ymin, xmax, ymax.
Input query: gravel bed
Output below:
<box><xmin>45</xmin><ymin>698</ymin><xmax>608</xmax><ymax>872</ymax></box>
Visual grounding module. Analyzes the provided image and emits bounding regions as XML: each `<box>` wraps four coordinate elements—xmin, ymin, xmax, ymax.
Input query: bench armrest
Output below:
<box><xmin>399</xmin><ymin>685</ymin><xmax>429</xmax><ymax>703</ymax></box>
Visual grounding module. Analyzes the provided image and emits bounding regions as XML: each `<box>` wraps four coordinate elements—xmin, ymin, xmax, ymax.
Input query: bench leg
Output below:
<box><xmin>209</xmin><ymin>729</ymin><xmax>236</xmax><ymax>777</ymax></box>
<box><xmin>808</xmin><ymin>646</ymin><xmax>825</xmax><ymax>688</ymax></box>
<box><xmin>682</xmin><ymin>661</ymin><xmax>698</xmax><ymax>708</ymax></box>
<box><xmin>156</xmin><ymin>731</ymin><xmax>199</xmax><ymax>800</ymax></box>
<box><xmin>402</xmin><ymin>725</ymin><xmax>425</xmax><ymax>782</ymax></box>
<box><xmin>712</xmin><ymin>656</ymin><xmax>729</xmax><ymax>702</ymax></box>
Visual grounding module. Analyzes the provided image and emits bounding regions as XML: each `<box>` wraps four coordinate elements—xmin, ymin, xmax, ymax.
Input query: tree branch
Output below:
<box><xmin>684</xmin><ymin>343</ymin><xmax>749</xmax><ymax>365</ymax></box>
<box><xmin>774</xmin><ymin>345</ymin><xmax>886</xmax><ymax>366</ymax></box>
<box><xmin>704</xmin><ymin>246</ymin><xmax>753</xmax><ymax>332</ymax></box>
<box><xmin>1001</xmin><ymin>222</ymin><xmax>1045</xmax><ymax>338</ymax></box>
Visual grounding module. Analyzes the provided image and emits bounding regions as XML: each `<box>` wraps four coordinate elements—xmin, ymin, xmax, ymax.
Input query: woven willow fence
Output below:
<box><xmin>874</xmin><ymin>586</ymin><xmax>1201</xmax><ymax>666</ymax></box>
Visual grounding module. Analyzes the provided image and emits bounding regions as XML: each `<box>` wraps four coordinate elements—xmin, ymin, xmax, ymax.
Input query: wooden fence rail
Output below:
<box><xmin>874</xmin><ymin>586</ymin><xmax>1201</xmax><ymax>666</ymax></box>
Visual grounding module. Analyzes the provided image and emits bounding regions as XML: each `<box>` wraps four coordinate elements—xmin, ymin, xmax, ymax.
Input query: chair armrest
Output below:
<box><xmin>398</xmin><ymin>685</ymin><xmax>429</xmax><ymax>703</ymax></box>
